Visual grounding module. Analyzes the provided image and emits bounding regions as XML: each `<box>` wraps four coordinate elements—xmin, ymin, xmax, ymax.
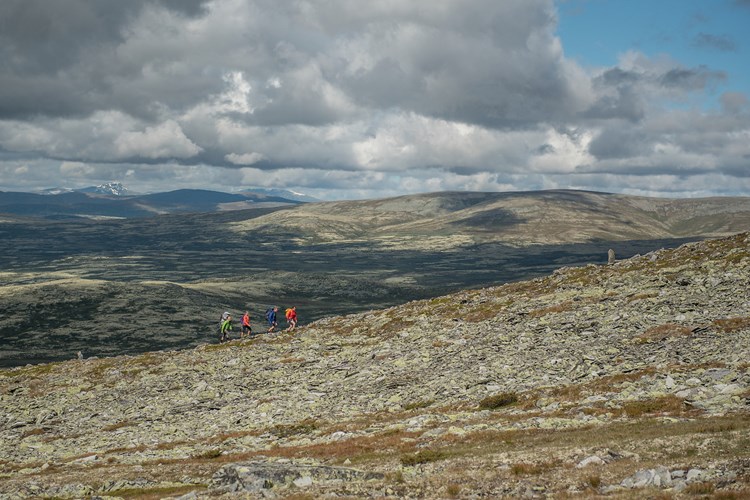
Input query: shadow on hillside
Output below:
<box><xmin>0</xmin><ymin>211</ymin><xmax>700</xmax><ymax>367</ymax></box>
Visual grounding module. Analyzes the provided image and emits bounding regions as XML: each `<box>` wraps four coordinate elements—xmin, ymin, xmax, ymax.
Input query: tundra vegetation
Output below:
<box><xmin>1</xmin><ymin>233</ymin><xmax>749</xmax><ymax>497</ymax></box>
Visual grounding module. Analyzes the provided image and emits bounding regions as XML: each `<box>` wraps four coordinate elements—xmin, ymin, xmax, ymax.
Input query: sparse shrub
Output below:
<box><xmin>510</xmin><ymin>462</ymin><xmax>543</xmax><ymax>475</ymax></box>
<box><xmin>446</xmin><ymin>483</ymin><xmax>461</xmax><ymax>497</ymax></box>
<box><xmin>386</xmin><ymin>470</ymin><xmax>405</xmax><ymax>483</ymax></box>
<box><xmin>586</xmin><ymin>474</ymin><xmax>602</xmax><ymax>489</ymax></box>
<box><xmin>684</xmin><ymin>481</ymin><xmax>715</xmax><ymax>495</ymax></box>
<box><xmin>403</xmin><ymin>399</ymin><xmax>434</xmax><ymax>411</ymax></box>
<box><xmin>400</xmin><ymin>449</ymin><xmax>447</xmax><ymax>466</ymax></box>
<box><xmin>191</xmin><ymin>449</ymin><xmax>222</xmax><ymax>460</ymax></box>
<box><xmin>272</xmin><ymin>419</ymin><xmax>319</xmax><ymax>438</ymax></box>
<box><xmin>479</xmin><ymin>392</ymin><xmax>518</xmax><ymax>410</ymax></box>
<box><xmin>20</xmin><ymin>428</ymin><xmax>46</xmax><ymax>439</ymax></box>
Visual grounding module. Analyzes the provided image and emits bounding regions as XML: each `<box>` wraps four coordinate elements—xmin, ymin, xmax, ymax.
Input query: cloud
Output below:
<box><xmin>692</xmin><ymin>33</ymin><xmax>737</xmax><ymax>52</ymax></box>
<box><xmin>226</xmin><ymin>152</ymin><xmax>265</xmax><ymax>165</ymax></box>
<box><xmin>721</xmin><ymin>92</ymin><xmax>749</xmax><ymax>113</ymax></box>
<box><xmin>114</xmin><ymin>120</ymin><xmax>202</xmax><ymax>159</ymax></box>
<box><xmin>0</xmin><ymin>0</ymin><xmax>748</xmax><ymax>199</ymax></box>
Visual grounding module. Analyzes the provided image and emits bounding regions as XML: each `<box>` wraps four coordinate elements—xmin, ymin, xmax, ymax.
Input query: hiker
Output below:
<box><xmin>285</xmin><ymin>306</ymin><xmax>298</xmax><ymax>332</ymax></box>
<box><xmin>217</xmin><ymin>311</ymin><xmax>230</xmax><ymax>341</ymax></box>
<box><xmin>241</xmin><ymin>311</ymin><xmax>252</xmax><ymax>339</ymax></box>
<box><xmin>219</xmin><ymin>312</ymin><xmax>233</xmax><ymax>343</ymax></box>
<box><xmin>266</xmin><ymin>306</ymin><xmax>278</xmax><ymax>333</ymax></box>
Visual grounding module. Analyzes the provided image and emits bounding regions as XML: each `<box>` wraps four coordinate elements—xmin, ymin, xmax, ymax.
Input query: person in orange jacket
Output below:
<box><xmin>241</xmin><ymin>311</ymin><xmax>252</xmax><ymax>339</ymax></box>
<box><xmin>285</xmin><ymin>306</ymin><xmax>298</xmax><ymax>332</ymax></box>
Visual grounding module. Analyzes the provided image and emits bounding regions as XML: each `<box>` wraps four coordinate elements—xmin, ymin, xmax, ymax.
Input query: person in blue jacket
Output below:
<box><xmin>265</xmin><ymin>306</ymin><xmax>278</xmax><ymax>333</ymax></box>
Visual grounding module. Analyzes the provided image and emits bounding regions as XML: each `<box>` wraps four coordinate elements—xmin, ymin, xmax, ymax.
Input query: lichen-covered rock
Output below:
<box><xmin>1</xmin><ymin>233</ymin><xmax>749</xmax><ymax>498</ymax></box>
<box><xmin>211</xmin><ymin>461</ymin><xmax>382</xmax><ymax>494</ymax></box>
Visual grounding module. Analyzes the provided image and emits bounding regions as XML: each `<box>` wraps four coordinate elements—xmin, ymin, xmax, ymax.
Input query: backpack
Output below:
<box><xmin>265</xmin><ymin>308</ymin><xmax>274</xmax><ymax>321</ymax></box>
<box><xmin>285</xmin><ymin>308</ymin><xmax>293</xmax><ymax>319</ymax></box>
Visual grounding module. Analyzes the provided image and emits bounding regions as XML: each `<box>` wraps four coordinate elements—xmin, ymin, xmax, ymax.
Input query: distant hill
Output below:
<box><xmin>240</xmin><ymin>187</ymin><xmax>320</xmax><ymax>203</ymax></box>
<box><xmin>0</xmin><ymin>188</ymin><xmax>300</xmax><ymax>218</ymax></box>
<box><xmin>231</xmin><ymin>189</ymin><xmax>750</xmax><ymax>246</ymax></box>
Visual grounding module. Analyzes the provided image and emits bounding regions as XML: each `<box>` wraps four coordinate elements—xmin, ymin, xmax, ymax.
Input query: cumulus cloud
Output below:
<box><xmin>114</xmin><ymin>120</ymin><xmax>202</xmax><ymax>159</ymax></box>
<box><xmin>226</xmin><ymin>152</ymin><xmax>265</xmax><ymax>165</ymax></box>
<box><xmin>0</xmin><ymin>0</ymin><xmax>748</xmax><ymax>198</ymax></box>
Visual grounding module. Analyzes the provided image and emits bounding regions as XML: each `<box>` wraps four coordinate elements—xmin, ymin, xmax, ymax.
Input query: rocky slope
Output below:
<box><xmin>1</xmin><ymin>233</ymin><xmax>749</xmax><ymax>498</ymax></box>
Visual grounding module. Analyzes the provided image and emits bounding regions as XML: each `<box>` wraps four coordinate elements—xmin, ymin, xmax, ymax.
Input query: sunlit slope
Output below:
<box><xmin>231</xmin><ymin>190</ymin><xmax>750</xmax><ymax>247</ymax></box>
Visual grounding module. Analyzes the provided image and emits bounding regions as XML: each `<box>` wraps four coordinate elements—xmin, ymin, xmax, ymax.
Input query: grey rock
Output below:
<box><xmin>686</xmin><ymin>468</ymin><xmax>706</xmax><ymax>482</ymax></box>
<box><xmin>608</xmin><ymin>249</ymin><xmax>616</xmax><ymax>265</ymax></box>
<box><xmin>211</xmin><ymin>461</ymin><xmax>383</xmax><ymax>493</ymax></box>
<box><xmin>576</xmin><ymin>456</ymin><xmax>605</xmax><ymax>468</ymax></box>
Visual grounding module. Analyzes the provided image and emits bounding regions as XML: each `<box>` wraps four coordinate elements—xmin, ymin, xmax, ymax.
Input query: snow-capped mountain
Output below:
<box><xmin>38</xmin><ymin>182</ymin><xmax>132</xmax><ymax>196</ymax></box>
<box><xmin>77</xmin><ymin>182</ymin><xmax>131</xmax><ymax>196</ymax></box>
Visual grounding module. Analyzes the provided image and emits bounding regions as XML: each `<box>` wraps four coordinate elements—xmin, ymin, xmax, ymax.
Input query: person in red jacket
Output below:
<box><xmin>285</xmin><ymin>306</ymin><xmax>298</xmax><ymax>332</ymax></box>
<box><xmin>241</xmin><ymin>311</ymin><xmax>252</xmax><ymax>339</ymax></box>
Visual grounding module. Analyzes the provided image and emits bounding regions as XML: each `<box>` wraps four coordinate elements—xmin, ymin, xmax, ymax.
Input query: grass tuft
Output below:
<box><xmin>190</xmin><ymin>449</ymin><xmax>222</xmax><ymax>460</ymax></box>
<box><xmin>636</xmin><ymin>323</ymin><xmax>694</xmax><ymax>343</ymax></box>
<box><xmin>479</xmin><ymin>392</ymin><xmax>518</xmax><ymax>410</ymax></box>
<box><xmin>713</xmin><ymin>317</ymin><xmax>750</xmax><ymax>333</ymax></box>
<box><xmin>622</xmin><ymin>395</ymin><xmax>686</xmax><ymax>417</ymax></box>
<box><xmin>403</xmin><ymin>399</ymin><xmax>435</xmax><ymax>411</ymax></box>
<box><xmin>683</xmin><ymin>481</ymin><xmax>715</xmax><ymax>495</ymax></box>
<box><xmin>400</xmin><ymin>449</ymin><xmax>448</xmax><ymax>466</ymax></box>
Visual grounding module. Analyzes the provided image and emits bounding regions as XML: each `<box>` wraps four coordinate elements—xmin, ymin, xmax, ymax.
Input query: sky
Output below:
<box><xmin>0</xmin><ymin>0</ymin><xmax>748</xmax><ymax>200</ymax></box>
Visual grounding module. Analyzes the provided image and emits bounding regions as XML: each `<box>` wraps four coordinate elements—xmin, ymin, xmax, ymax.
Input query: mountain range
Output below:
<box><xmin>0</xmin><ymin>186</ymin><xmax>304</xmax><ymax>219</ymax></box>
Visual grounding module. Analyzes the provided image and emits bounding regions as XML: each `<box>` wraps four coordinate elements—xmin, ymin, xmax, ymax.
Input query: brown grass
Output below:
<box><xmin>537</xmin><ymin>367</ymin><xmax>657</xmax><ymax>402</ymax></box>
<box><xmin>403</xmin><ymin>399</ymin><xmax>435</xmax><ymax>411</ymax></box>
<box><xmin>713</xmin><ymin>317</ymin><xmax>750</xmax><ymax>333</ymax></box>
<box><xmin>102</xmin><ymin>420</ymin><xmax>136</xmax><ymax>432</ymax></box>
<box><xmin>400</xmin><ymin>449</ymin><xmax>448</xmax><ymax>466</ymax></box>
<box><xmin>109</xmin><ymin>485</ymin><xmax>207</xmax><ymax>499</ymax></box>
<box><xmin>636</xmin><ymin>323</ymin><xmax>694</xmax><ymax>343</ymax></box>
<box><xmin>21</xmin><ymin>428</ymin><xmax>47</xmax><ymax>439</ymax></box>
<box><xmin>479</xmin><ymin>392</ymin><xmax>518</xmax><ymax>410</ymax></box>
<box><xmin>683</xmin><ymin>481</ymin><xmax>715</xmax><ymax>495</ymax></box>
<box><xmin>528</xmin><ymin>300</ymin><xmax>574</xmax><ymax>318</ymax></box>
<box><xmin>510</xmin><ymin>460</ymin><xmax>558</xmax><ymax>475</ymax></box>
<box><xmin>279</xmin><ymin>356</ymin><xmax>306</xmax><ymax>364</ymax></box>
<box><xmin>272</xmin><ymin>419</ymin><xmax>319</xmax><ymax>438</ymax></box>
<box><xmin>622</xmin><ymin>395</ymin><xmax>687</xmax><ymax>417</ymax></box>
